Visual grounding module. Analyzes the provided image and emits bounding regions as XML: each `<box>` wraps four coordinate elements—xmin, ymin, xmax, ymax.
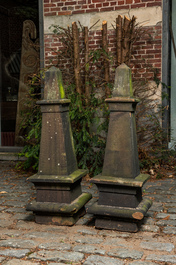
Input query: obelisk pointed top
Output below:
<box><xmin>112</xmin><ymin>63</ymin><xmax>133</xmax><ymax>98</ymax></box>
<box><xmin>44</xmin><ymin>66</ymin><xmax>65</xmax><ymax>100</ymax></box>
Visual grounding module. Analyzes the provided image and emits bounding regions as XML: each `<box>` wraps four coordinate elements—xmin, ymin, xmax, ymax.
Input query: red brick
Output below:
<box><xmin>89</xmin><ymin>4</ymin><xmax>95</xmax><ymax>8</ymax></box>
<box><xmin>131</xmin><ymin>3</ymin><xmax>145</xmax><ymax>8</ymax></box>
<box><xmin>86</xmin><ymin>8</ymin><xmax>99</xmax><ymax>13</ymax></box>
<box><xmin>75</xmin><ymin>5</ymin><xmax>82</xmax><ymax>9</ymax></box>
<box><xmin>51</xmin><ymin>7</ymin><xmax>61</xmax><ymax>11</ymax></box>
<box><xmin>146</xmin><ymin>49</ymin><xmax>160</xmax><ymax>54</ymax></box>
<box><xmin>110</xmin><ymin>1</ymin><xmax>116</xmax><ymax>6</ymax></box>
<box><xmin>115</xmin><ymin>5</ymin><xmax>129</xmax><ymax>10</ymax></box>
<box><xmin>57</xmin><ymin>11</ymin><xmax>72</xmax><ymax>15</ymax></box>
<box><xmin>155</xmin><ymin>54</ymin><xmax>161</xmax><ymax>58</ymax></box>
<box><xmin>154</xmin><ymin>64</ymin><xmax>161</xmax><ymax>68</ymax></box>
<box><xmin>96</xmin><ymin>3</ymin><xmax>102</xmax><ymax>7</ymax></box>
<box><xmin>78</xmin><ymin>0</ymin><xmax>86</xmax><ymax>4</ymax></box>
<box><xmin>100</xmin><ymin>7</ymin><xmax>114</xmax><ymax>12</ymax></box>
<box><xmin>126</xmin><ymin>0</ymin><xmax>132</xmax><ymax>3</ymax></box>
<box><xmin>72</xmin><ymin>10</ymin><xmax>85</xmax><ymax>14</ymax></box>
<box><xmin>118</xmin><ymin>1</ymin><xmax>125</xmax><ymax>4</ymax></box>
<box><xmin>44</xmin><ymin>12</ymin><xmax>57</xmax><ymax>16</ymax></box>
<box><xmin>138</xmin><ymin>50</ymin><xmax>146</xmax><ymax>54</ymax></box>
<box><xmin>65</xmin><ymin>1</ymin><xmax>76</xmax><ymax>5</ymax></box>
<box><xmin>45</xmin><ymin>3</ymin><xmax>56</xmax><ymax>7</ymax></box>
<box><xmin>92</xmin><ymin>0</ymin><xmax>105</xmax><ymax>2</ymax></box>
<box><xmin>147</xmin><ymin>2</ymin><xmax>162</xmax><ymax>7</ymax></box>
<box><xmin>103</xmin><ymin>2</ymin><xmax>109</xmax><ymax>7</ymax></box>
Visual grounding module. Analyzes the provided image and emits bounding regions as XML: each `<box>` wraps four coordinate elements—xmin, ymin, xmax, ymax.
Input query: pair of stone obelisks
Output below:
<box><xmin>27</xmin><ymin>64</ymin><xmax>152</xmax><ymax>232</ymax></box>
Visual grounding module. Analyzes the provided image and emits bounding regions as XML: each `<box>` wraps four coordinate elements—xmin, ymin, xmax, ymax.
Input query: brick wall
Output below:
<box><xmin>43</xmin><ymin>0</ymin><xmax>162</xmax><ymax>83</ymax></box>
<box><xmin>44</xmin><ymin>0</ymin><xmax>162</xmax><ymax>17</ymax></box>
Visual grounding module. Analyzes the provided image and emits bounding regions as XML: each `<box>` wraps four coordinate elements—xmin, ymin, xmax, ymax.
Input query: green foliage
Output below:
<box><xmin>66</xmin><ymin>85</ymin><xmax>109</xmax><ymax>176</ymax></box>
<box><xmin>14</xmin><ymin>0</ymin><xmax>38</xmax><ymax>19</ymax></box>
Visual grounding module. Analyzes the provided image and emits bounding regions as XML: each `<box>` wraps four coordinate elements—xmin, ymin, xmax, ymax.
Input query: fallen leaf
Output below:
<box><xmin>162</xmin><ymin>215</ymin><xmax>170</xmax><ymax>220</ymax></box>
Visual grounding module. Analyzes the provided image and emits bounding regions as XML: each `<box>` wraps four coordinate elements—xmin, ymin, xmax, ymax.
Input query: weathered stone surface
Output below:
<box><xmin>99</xmin><ymin>231</ymin><xmax>131</xmax><ymax>238</ymax></box>
<box><xmin>44</xmin><ymin>66</ymin><xmax>65</xmax><ymax>100</ymax></box>
<box><xmin>156</xmin><ymin>213</ymin><xmax>176</xmax><ymax>219</ymax></box>
<box><xmin>107</xmin><ymin>249</ymin><xmax>144</xmax><ymax>259</ymax></box>
<box><xmin>4</xmin><ymin>259</ymin><xmax>40</xmax><ymax>265</ymax></box>
<box><xmin>129</xmin><ymin>261</ymin><xmax>156</xmax><ymax>265</ymax></box>
<box><xmin>38</xmin><ymin>242</ymin><xmax>71</xmax><ymax>250</ymax></box>
<box><xmin>28</xmin><ymin>250</ymin><xmax>84</xmax><ymax>262</ymax></box>
<box><xmin>142</xmin><ymin>217</ymin><xmax>155</xmax><ymax>225</ymax></box>
<box><xmin>0</xmin><ymin>219</ymin><xmax>14</xmax><ymax>227</ymax></box>
<box><xmin>5</xmin><ymin>207</ymin><xmax>26</xmax><ymax>213</ymax></box>
<box><xmin>168</xmin><ymin>208</ymin><xmax>176</xmax><ymax>213</ymax></box>
<box><xmin>0</xmin><ymin>239</ymin><xmax>37</xmax><ymax>248</ymax></box>
<box><xmin>104</xmin><ymin>238</ymin><xmax>126</xmax><ymax>247</ymax></box>
<box><xmin>22</xmin><ymin>231</ymin><xmax>67</xmax><ymax>240</ymax></box>
<box><xmin>146</xmin><ymin>254</ymin><xmax>176</xmax><ymax>263</ymax></box>
<box><xmin>140</xmin><ymin>225</ymin><xmax>159</xmax><ymax>232</ymax></box>
<box><xmin>0</xmin><ymin>257</ymin><xmax>5</xmax><ymax>263</ymax></box>
<box><xmin>0</xmin><ymin>212</ymin><xmax>12</xmax><ymax>219</ymax></box>
<box><xmin>140</xmin><ymin>241</ymin><xmax>174</xmax><ymax>252</ymax></box>
<box><xmin>48</xmin><ymin>263</ymin><xmax>67</xmax><ymax>265</ymax></box>
<box><xmin>0</xmin><ymin>249</ymin><xmax>30</xmax><ymax>258</ymax></box>
<box><xmin>113</xmin><ymin>63</ymin><xmax>133</xmax><ymax>97</ymax></box>
<box><xmin>148</xmin><ymin>202</ymin><xmax>163</xmax><ymax>212</ymax></box>
<box><xmin>12</xmin><ymin>213</ymin><xmax>34</xmax><ymax>221</ymax></box>
<box><xmin>15</xmin><ymin>20</ymin><xmax>39</xmax><ymax>145</ymax></box>
<box><xmin>3</xmin><ymin>230</ymin><xmax>22</xmax><ymax>238</ymax></box>
<box><xmin>76</xmin><ymin>228</ymin><xmax>97</xmax><ymax>235</ymax></box>
<box><xmin>74</xmin><ymin>236</ymin><xmax>103</xmax><ymax>244</ymax></box>
<box><xmin>156</xmin><ymin>219</ymin><xmax>176</xmax><ymax>226</ymax></box>
<box><xmin>73</xmin><ymin>244</ymin><xmax>105</xmax><ymax>255</ymax></box>
<box><xmin>2</xmin><ymin>200</ymin><xmax>26</xmax><ymax>207</ymax></box>
<box><xmin>163</xmin><ymin>227</ymin><xmax>176</xmax><ymax>234</ymax></box>
<box><xmin>83</xmin><ymin>254</ymin><xmax>124</xmax><ymax>265</ymax></box>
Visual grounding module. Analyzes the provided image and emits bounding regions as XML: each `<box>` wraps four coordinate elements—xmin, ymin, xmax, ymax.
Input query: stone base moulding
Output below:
<box><xmin>27</xmin><ymin>193</ymin><xmax>91</xmax><ymax>226</ymax></box>
<box><xmin>88</xmin><ymin>173</ymin><xmax>152</xmax><ymax>232</ymax></box>
<box><xmin>27</xmin><ymin>169</ymin><xmax>92</xmax><ymax>226</ymax></box>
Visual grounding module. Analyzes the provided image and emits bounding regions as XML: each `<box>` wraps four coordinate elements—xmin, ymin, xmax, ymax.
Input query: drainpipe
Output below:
<box><xmin>38</xmin><ymin>0</ymin><xmax>45</xmax><ymax>99</ymax></box>
<box><xmin>162</xmin><ymin>0</ymin><xmax>171</xmax><ymax>146</ymax></box>
<box><xmin>0</xmin><ymin>39</ymin><xmax>1</xmax><ymax>146</ymax></box>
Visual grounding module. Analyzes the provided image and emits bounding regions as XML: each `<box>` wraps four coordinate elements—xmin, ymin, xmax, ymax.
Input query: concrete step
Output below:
<box><xmin>0</xmin><ymin>146</ymin><xmax>26</xmax><ymax>161</ymax></box>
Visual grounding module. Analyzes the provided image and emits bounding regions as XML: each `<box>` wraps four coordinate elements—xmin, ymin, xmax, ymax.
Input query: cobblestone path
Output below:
<box><xmin>0</xmin><ymin>161</ymin><xmax>176</xmax><ymax>265</ymax></box>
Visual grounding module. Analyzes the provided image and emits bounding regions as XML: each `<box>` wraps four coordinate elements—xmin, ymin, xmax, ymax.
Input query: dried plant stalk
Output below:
<box><xmin>116</xmin><ymin>15</ymin><xmax>123</xmax><ymax>66</ymax></box>
<box><xmin>72</xmin><ymin>21</ymin><xmax>82</xmax><ymax>94</ymax></box>
<box><xmin>122</xmin><ymin>16</ymin><xmax>131</xmax><ymax>64</ymax></box>
<box><xmin>84</xmin><ymin>26</ymin><xmax>90</xmax><ymax>101</ymax></box>
<box><xmin>102</xmin><ymin>21</ymin><xmax>110</xmax><ymax>97</ymax></box>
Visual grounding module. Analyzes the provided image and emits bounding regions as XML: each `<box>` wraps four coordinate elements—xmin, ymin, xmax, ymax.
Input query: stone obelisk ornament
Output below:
<box><xmin>88</xmin><ymin>64</ymin><xmax>152</xmax><ymax>232</ymax></box>
<box><xmin>27</xmin><ymin>66</ymin><xmax>92</xmax><ymax>225</ymax></box>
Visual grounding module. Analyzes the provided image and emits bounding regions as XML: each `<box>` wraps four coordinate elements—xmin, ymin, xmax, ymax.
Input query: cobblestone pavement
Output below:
<box><xmin>0</xmin><ymin>161</ymin><xmax>176</xmax><ymax>265</ymax></box>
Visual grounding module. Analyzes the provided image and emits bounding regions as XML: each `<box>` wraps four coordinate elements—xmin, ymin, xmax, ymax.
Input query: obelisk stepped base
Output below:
<box><xmin>88</xmin><ymin>174</ymin><xmax>152</xmax><ymax>232</ymax></box>
<box><xmin>95</xmin><ymin>218</ymin><xmax>139</xmax><ymax>233</ymax></box>
<box><xmin>27</xmin><ymin>192</ymin><xmax>91</xmax><ymax>226</ymax></box>
<box><xmin>27</xmin><ymin>169</ymin><xmax>92</xmax><ymax>225</ymax></box>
